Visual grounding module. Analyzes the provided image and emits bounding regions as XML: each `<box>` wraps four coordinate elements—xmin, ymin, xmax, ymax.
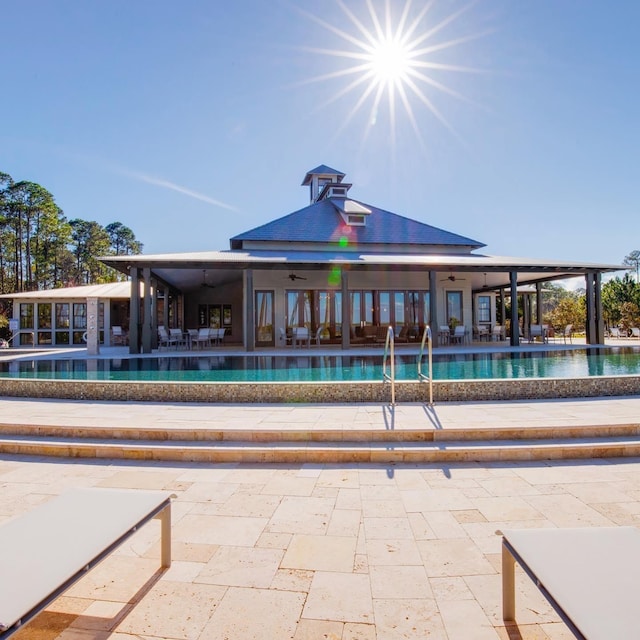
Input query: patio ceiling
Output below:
<box><xmin>99</xmin><ymin>250</ymin><xmax>625</xmax><ymax>295</ymax></box>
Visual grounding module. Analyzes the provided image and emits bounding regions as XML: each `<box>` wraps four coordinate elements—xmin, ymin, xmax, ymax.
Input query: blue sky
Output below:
<box><xmin>2</xmin><ymin>0</ymin><xmax>638</xmax><ymax>269</ymax></box>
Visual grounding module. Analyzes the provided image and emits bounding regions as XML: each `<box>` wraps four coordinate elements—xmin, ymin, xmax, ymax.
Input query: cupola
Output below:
<box><xmin>301</xmin><ymin>165</ymin><xmax>349</xmax><ymax>203</ymax></box>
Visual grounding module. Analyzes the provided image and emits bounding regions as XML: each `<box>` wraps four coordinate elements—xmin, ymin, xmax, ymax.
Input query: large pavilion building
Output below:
<box><xmin>2</xmin><ymin>165</ymin><xmax>622</xmax><ymax>352</ymax></box>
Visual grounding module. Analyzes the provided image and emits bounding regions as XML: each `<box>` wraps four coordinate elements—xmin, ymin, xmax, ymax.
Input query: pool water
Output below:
<box><xmin>2</xmin><ymin>348</ymin><xmax>640</xmax><ymax>382</ymax></box>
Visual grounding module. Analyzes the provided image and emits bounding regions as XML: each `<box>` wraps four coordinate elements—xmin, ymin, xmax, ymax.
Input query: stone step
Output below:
<box><xmin>1</xmin><ymin>433</ymin><xmax>639</xmax><ymax>463</ymax></box>
<box><xmin>1</xmin><ymin>422</ymin><xmax>639</xmax><ymax>443</ymax></box>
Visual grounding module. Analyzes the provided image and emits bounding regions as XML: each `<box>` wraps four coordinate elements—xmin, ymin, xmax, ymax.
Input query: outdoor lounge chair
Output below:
<box><xmin>609</xmin><ymin>327</ymin><xmax>622</xmax><ymax>338</ymax></box>
<box><xmin>0</xmin><ymin>488</ymin><xmax>174</xmax><ymax>639</ymax></box>
<box><xmin>631</xmin><ymin>327</ymin><xmax>640</xmax><ymax>339</ymax></box>
<box><xmin>501</xmin><ymin>526</ymin><xmax>640</xmax><ymax>639</ymax></box>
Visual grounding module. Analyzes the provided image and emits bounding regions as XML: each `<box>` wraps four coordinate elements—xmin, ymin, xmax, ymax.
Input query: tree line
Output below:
<box><xmin>0</xmin><ymin>171</ymin><xmax>142</xmax><ymax>295</ymax></box>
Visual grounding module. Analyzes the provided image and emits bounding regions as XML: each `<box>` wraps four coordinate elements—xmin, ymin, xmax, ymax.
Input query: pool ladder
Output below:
<box><xmin>382</xmin><ymin>326</ymin><xmax>396</xmax><ymax>405</ymax></box>
<box><xmin>417</xmin><ymin>325</ymin><xmax>434</xmax><ymax>406</ymax></box>
<box><xmin>382</xmin><ymin>325</ymin><xmax>434</xmax><ymax>406</ymax></box>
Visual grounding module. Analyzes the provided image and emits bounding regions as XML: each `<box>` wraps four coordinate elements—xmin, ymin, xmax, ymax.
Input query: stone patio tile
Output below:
<box><xmin>365</xmin><ymin>538</ymin><xmax>422</xmax><ymax>566</ymax></box>
<box><xmin>303</xmin><ymin>572</ymin><xmax>374</xmax><ymax>623</ymax></box>
<box><xmin>317</xmin><ymin>468</ymin><xmax>361</xmax><ymax>489</ymax></box>
<box><xmin>292</xmin><ymin>618</ymin><xmax>344</xmax><ymax>639</ymax></box>
<box><xmin>270</xmin><ymin>568</ymin><xmax>315</xmax><ymax>592</ymax></box>
<box><xmin>68</xmin><ymin>600</ymin><xmax>127</xmax><ymax>632</ymax></box>
<box><xmin>418</xmin><ymin>538</ymin><xmax>495</xmax><ymax>577</ymax></box>
<box><xmin>453</xmin><ymin>508</ymin><xmax>487</xmax><ymax>523</ymax></box>
<box><xmin>162</xmin><ymin>560</ymin><xmax>206</xmax><ymax>583</ymax></box>
<box><xmin>362</xmin><ymin>498</ymin><xmax>407</xmax><ymax>518</ymax></box>
<box><xmin>65</xmin><ymin>555</ymin><xmax>159</xmax><ymax>602</ymax></box>
<box><xmin>94</xmin><ymin>469</ymin><xmax>179</xmax><ymax>490</ymax></box>
<box><xmin>144</xmin><ymin>539</ymin><xmax>218</xmax><ymax>563</ymax></box>
<box><xmin>343</xmin><ymin>622</ymin><xmax>377</xmax><ymax>639</ymax></box>
<box><xmin>430</xmin><ymin>576</ymin><xmax>474</xmax><ymax>601</ymax></box>
<box><xmin>406</xmin><ymin>512</ymin><xmax>437</xmax><ymax>540</ymax></box>
<box><xmin>282</xmin><ymin>533</ymin><xmax>357</xmax><ymax>572</ymax></box>
<box><xmin>267</xmin><ymin>496</ymin><xmax>335</xmax><ymax>534</ymax></box>
<box><xmin>401</xmin><ymin>487</ymin><xmax>474</xmax><ymax>512</ymax></box>
<box><xmin>523</xmin><ymin>494</ymin><xmax>613</xmax><ymax>527</ymax></box>
<box><xmin>335</xmin><ymin>487</ymin><xmax>362</xmax><ymax>510</ymax></box>
<box><xmin>360</xmin><ymin>484</ymin><xmax>402</xmax><ymax>500</ymax></box>
<box><xmin>372</xmin><ymin>598</ymin><xmax>447</xmax><ymax>639</ymax></box>
<box><xmin>261</xmin><ymin>474</ymin><xmax>318</xmax><ymax>496</ymax></box>
<box><xmin>196</xmin><ymin>545</ymin><xmax>283</xmax><ymax>587</ymax></box>
<box><xmin>421</xmin><ymin>511</ymin><xmax>468</xmax><ymax>538</ymax></box>
<box><xmin>438</xmin><ymin>599</ymin><xmax>501</xmax><ymax>639</ymax></box>
<box><xmin>115</xmin><ymin>581</ymin><xmax>227</xmax><ymax>639</ymax></box>
<box><xmin>479</xmin><ymin>476</ymin><xmax>542</xmax><ymax>497</ymax></box>
<box><xmin>256</xmin><ymin>531</ymin><xmax>293</xmax><ymax>549</ymax></box>
<box><xmin>172</xmin><ymin>513</ymin><xmax>268</xmax><ymax>546</ymax></box>
<box><xmin>563</xmin><ymin>481</ymin><xmax>634</xmax><ymax>504</ymax></box>
<box><xmin>215</xmin><ymin>491</ymin><xmax>282</xmax><ymax>517</ymax></box>
<box><xmin>200</xmin><ymin>586</ymin><xmax>305</xmax><ymax>639</ymax></box>
<box><xmin>327</xmin><ymin>507</ymin><xmax>362</xmax><ymax>536</ymax></box>
<box><xmin>370</xmin><ymin>565</ymin><xmax>432</xmax><ymax>599</ymax></box>
<box><xmin>179</xmin><ymin>480</ymin><xmax>239</xmax><ymax>505</ymax></box>
<box><xmin>472</xmin><ymin>496</ymin><xmax>545</xmax><ymax>522</ymax></box>
<box><xmin>363</xmin><ymin>516</ymin><xmax>414</xmax><ymax>540</ymax></box>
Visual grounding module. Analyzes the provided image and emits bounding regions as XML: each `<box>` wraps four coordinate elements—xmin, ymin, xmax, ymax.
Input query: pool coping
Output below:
<box><xmin>1</xmin><ymin>374</ymin><xmax>639</xmax><ymax>403</ymax></box>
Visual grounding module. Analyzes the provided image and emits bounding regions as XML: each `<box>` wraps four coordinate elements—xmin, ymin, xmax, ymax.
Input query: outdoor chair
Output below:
<box><xmin>111</xmin><ymin>325</ymin><xmax>128</xmax><ymax>346</ymax></box>
<box><xmin>169</xmin><ymin>328</ymin><xmax>187</xmax><ymax>349</ymax></box>
<box><xmin>438</xmin><ymin>325</ymin><xmax>451</xmax><ymax>345</ymax></box>
<box><xmin>450</xmin><ymin>325</ymin><xmax>467</xmax><ymax>345</ymax></box>
<box><xmin>631</xmin><ymin>327</ymin><xmax>640</xmax><ymax>339</ymax></box>
<box><xmin>292</xmin><ymin>326</ymin><xmax>310</xmax><ymax>348</ymax></box>
<box><xmin>563</xmin><ymin>324</ymin><xmax>573</xmax><ymax>343</ymax></box>
<box><xmin>191</xmin><ymin>328</ymin><xmax>212</xmax><ymax>350</ymax></box>
<box><xmin>314</xmin><ymin>326</ymin><xmax>324</xmax><ymax>346</ymax></box>
<box><xmin>491</xmin><ymin>325</ymin><xmax>504</xmax><ymax>341</ymax></box>
<box><xmin>157</xmin><ymin>326</ymin><xmax>172</xmax><ymax>350</ymax></box>
<box><xmin>279</xmin><ymin>327</ymin><xmax>292</xmax><ymax>346</ymax></box>
<box><xmin>528</xmin><ymin>324</ymin><xmax>547</xmax><ymax>343</ymax></box>
<box><xmin>609</xmin><ymin>327</ymin><xmax>622</xmax><ymax>338</ymax></box>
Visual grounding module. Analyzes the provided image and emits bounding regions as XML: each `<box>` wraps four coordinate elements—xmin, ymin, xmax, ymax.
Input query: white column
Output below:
<box><xmin>86</xmin><ymin>297</ymin><xmax>100</xmax><ymax>356</ymax></box>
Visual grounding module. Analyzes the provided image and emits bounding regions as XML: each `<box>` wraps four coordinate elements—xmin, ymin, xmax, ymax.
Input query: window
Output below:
<box><xmin>38</xmin><ymin>304</ymin><xmax>52</xmax><ymax>329</ymax></box>
<box><xmin>446</xmin><ymin>291</ymin><xmax>463</xmax><ymax>325</ymax></box>
<box><xmin>477</xmin><ymin>296</ymin><xmax>491</xmax><ymax>323</ymax></box>
<box><xmin>347</xmin><ymin>214</ymin><xmax>365</xmax><ymax>225</ymax></box>
<box><xmin>20</xmin><ymin>303</ymin><xmax>34</xmax><ymax>329</ymax></box>
<box><xmin>73</xmin><ymin>303</ymin><xmax>87</xmax><ymax>330</ymax></box>
<box><xmin>255</xmin><ymin>291</ymin><xmax>274</xmax><ymax>345</ymax></box>
<box><xmin>55</xmin><ymin>303</ymin><xmax>70</xmax><ymax>328</ymax></box>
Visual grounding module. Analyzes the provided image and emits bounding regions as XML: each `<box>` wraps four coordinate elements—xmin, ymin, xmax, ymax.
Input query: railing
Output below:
<box><xmin>417</xmin><ymin>325</ymin><xmax>434</xmax><ymax>406</ymax></box>
<box><xmin>382</xmin><ymin>325</ymin><xmax>395</xmax><ymax>406</ymax></box>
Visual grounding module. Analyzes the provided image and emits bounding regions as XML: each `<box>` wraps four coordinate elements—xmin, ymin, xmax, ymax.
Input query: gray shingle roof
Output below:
<box><xmin>301</xmin><ymin>165</ymin><xmax>346</xmax><ymax>185</ymax></box>
<box><xmin>230</xmin><ymin>198</ymin><xmax>485</xmax><ymax>250</ymax></box>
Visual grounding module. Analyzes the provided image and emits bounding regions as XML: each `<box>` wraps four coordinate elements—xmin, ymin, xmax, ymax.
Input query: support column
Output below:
<box><xmin>595</xmin><ymin>272</ymin><xmax>604</xmax><ymax>344</ymax></box>
<box><xmin>510</xmin><ymin>271</ymin><xmax>519</xmax><ymax>347</ymax></box>
<box><xmin>585</xmin><ymin>272</ymin><xmax>596</xmax><ymax>345</ymax></box>
<box><xmin>523</xmin><ymin>294</ymin><xmax>530</xmax><ymax>339</ymax></box>
<box><xmin>536</xmin><ymin>283</ymin><xmax>543</xmax><ymax>324</ymax></box>
<box><xmin>129</xmin><ymin>268</ymin><xmax>140</xmax><ymax>354</ymax></box>
<box><xmin>86</xmin><ymin>297</ymin><xmax>100</xmax><ymax>356</ymax></box>
<box><xmin>500</xmin><ymin>288</ymin><xmax>506</xmax><ymax>327</ymax></box>
<box><xmin>141</xmin><ymin>267</ymin><xmax>153</xmax><ymax>354</ymax></box>
<box><xmin>151</xmin><ymin>279</ymin><xmax>159</xmax><ymax>350</ymax></box>
<box><xmin>341</xmin><ymin>269</ymin><xmax>350</xmax><ymax>349</ymax></box>
<box><xmin>246</xmin><ymin>269</ymin><xmax>255</xmax><ymax>352</ymax></box>
<box><xmin>429</xmin><ymin>271</ymin><xmax>438</xmax><ymax>331</ymax></box>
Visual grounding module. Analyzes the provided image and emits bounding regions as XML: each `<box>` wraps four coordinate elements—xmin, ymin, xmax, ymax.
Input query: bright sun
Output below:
<box><xmin>295</xmin><ymin>0</ymin><xmax>488</xmax><ymax>151</ymax></box>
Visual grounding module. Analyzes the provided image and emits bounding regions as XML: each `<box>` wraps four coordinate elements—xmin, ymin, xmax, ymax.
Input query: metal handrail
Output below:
<box><xmin>382</xmin><ymin>325</ymin><xmax>395</xmax><ymax>406</ymax></box>
<box><xmin>417</xmin><ymin>325</ymin><xmax>434</xmax><ymax>406</ymax></box>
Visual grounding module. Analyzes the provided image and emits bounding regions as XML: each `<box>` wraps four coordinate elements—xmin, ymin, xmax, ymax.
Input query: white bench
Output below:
<box><xmin>502</xmin><ymin>527</ymin><xmax>640</xmax><ymax>639</ymax></box>
<box><xmin>0</xmin><ymin>488</ymin><xmax>174</xmax><ymax>639</ymax></box>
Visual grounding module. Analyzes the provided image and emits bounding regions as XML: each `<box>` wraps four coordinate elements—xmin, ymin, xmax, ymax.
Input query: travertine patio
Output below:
<box><xmin>2</xmin><ymin>396</ymin><xmax>640</xmax><ymax>639</ymax></box>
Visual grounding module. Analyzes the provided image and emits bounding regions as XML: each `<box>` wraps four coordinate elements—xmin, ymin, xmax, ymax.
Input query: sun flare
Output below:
<box><xmin>296</xmin><ymin>0</ymin><xmax>489</xmax><ymax>152</ymax></box>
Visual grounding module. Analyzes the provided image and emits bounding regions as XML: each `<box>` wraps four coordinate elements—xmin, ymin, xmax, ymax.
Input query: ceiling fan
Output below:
<box><xmin>200</xmin><ymin>270</ymin><xmax>215</xmax><ymax>288</ymax></box>
<box><xmin>287</xmin><ymin>273</ymin><xmax>307</xmax><ymax>281</ymax></box>
<box><xmin>440</xmin><ymin>273</ymin><xmax>466</xmax><ymax>283</ymax></box>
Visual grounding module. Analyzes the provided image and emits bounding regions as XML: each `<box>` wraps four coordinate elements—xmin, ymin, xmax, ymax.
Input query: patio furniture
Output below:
<box><xmin>157</xmin><ymin>326</ymin><xmax>172</xmax><ymax>350</ymax></box>
<box><xmin>609</xmin><ymin>327</ymin><xmax>622</xmax><ymax>338</ymax></box>
<box><xmin>474</xmin><ymin>325</ymin><xmax>490</xmax><ymax>341</ymax></box>
<box><xmin>279</xmin><ymin>328</ymin><xmax>292</xmax><ymax>346</ymax></box>
<box><xmin>314</xmin><ymin>326</ymin><xmax>324</xmax><ymax>346</ymax></box>
<box><xmin>0</xmin><ymin>488</ymin><xmax>174</xmax><ymax>639</ymax></box>
<box><xmin>501</xmin><ymin>526</ymin><xmax>640</xmax><ymax>639</ymax></box>
<box><xmin>191</xmin><ymin>328</ymin><xmax>212</xmax><ymax>350</ymax></box>
<box><xmin>438</xmin><ymin>326</ymin><xmax>451</xmax><ymax>345</ymax></box>
<box><xmin>292</xmin><ymin>327</ymin><xmax>310</xmax><ymax>348</ymax></box>
<box><xmin>111</xmin><ymin>325</ymin><xmax>128</xmax><ymax>346</ymax></box>
<box><xmin>211</xmin><ymin>327</ymin><xmax>225</xmax><ymax>346</ymax></box>
<box><xmin>450</xmin><ymin>325</ymin><xmax>467</xmax><ymax>345</ymax></box>
<box><xmin>492</xmin><ymin>324</ymin><xmax>504</xmax><ymax>341</ymax></box>
<box><xmin>631</xmin><ymin>327</ymin><xmax>640</xmax><ymax>339</ymax></box>
<box><xmin>528</xmin><ymin>324</ymin><xmax>548</xmax><ymax>343</ymax></box>
<box><xmin>169</xmin><ymin>328</ymin><xmax>187</xmax><ymax>349</ymax></box>
<box><xmin>563</xmin><ymin>324</ymin><xmax>573</xmax><ymax>344</ymax></box>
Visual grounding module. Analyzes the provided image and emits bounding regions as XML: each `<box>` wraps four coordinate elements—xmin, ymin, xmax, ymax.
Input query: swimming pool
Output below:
<box><xmin>2</xmin><ymin>347</ymin><xmax>640</xmax><ymax>381</ymax></box>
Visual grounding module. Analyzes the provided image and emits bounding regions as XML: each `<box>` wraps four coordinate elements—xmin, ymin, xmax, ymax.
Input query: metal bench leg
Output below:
<box><xmin>502</xmin><ymin>541</ymin><xmax>516</xmax><ymax>621</ymax></box>
<box><xmin>155</xmin><ymin>503</ymin><xmax>172</xmax><ymax>568</ymax></box>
